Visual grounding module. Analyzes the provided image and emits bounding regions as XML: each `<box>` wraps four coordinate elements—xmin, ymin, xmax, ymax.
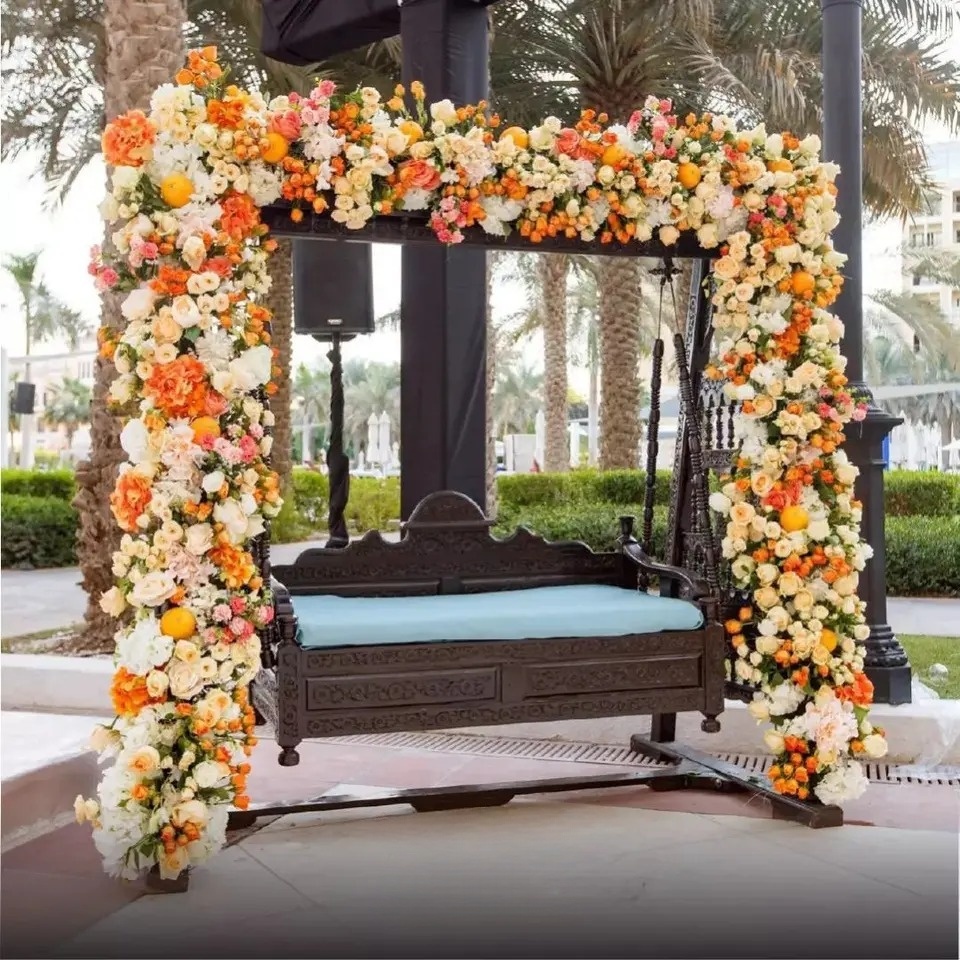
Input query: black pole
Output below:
<box><xmin>821</xmin><ymin>0</ymin><xmax>911</xmax><ymax>703</ymax></box>
<box><xmin>325</xmin><ymin>332</ymin><xmax>350</xmax><ymax>548</ymax></box>
<box><xmin>398</xmin><ymin>0</ymin><xmax>489</xmax><ymax>519</ymax></box>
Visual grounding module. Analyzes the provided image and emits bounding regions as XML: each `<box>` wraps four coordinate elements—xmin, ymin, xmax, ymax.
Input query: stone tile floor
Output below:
<box><xmin>2</xmin><ymin>736</ymin><xmax>958</xmax><ymax>960</ymax></box>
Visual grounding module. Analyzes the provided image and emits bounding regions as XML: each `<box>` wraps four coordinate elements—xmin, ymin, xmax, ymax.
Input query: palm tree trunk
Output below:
<box><xmin>540</xmin><ymin>254</ymin><xmax>569</xmax><ymax>472</ymax></box>
<box><xmin>598</xmin><ymin>258</ymin><xmax>643</xmax><ymax>469</ymax></box>
<box><xmin>266</xmin><ymin>239</ymin><xmax>293</xmax><ymax>491</ymax></box>
<box><xmin>485</xmin><ymin>252</ymin><xmax>498</xmax><ymax>517</ymax></box>
<box><xmin>73</xmin><ymin>0</ymin><xmax>185</xmax><ymax>652</ymax></box>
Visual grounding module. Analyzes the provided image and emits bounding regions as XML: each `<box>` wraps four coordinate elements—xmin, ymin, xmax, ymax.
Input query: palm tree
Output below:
<box><xmin>501</xmin><ymin>0</ymin><xmax>959</xmax><ymax>465</ymax></box>
<box><xmin>493</xmin><ymin>358</ymin><xmax>544</xmax><ymax>437</ymax></box>
<box><xmin>290</xmin><ymin>361</ymin><xmax>331</xmax><ymax>464</ymax></box>
<box><xmin>45</xmin><ymin>377</ymin><xmax>92</xmax><ymax>451</ymax></box>
<box><xmin>343</xmin><ymin>360</ymin><xmax>401</xmax><ymax>457</ymax></box>
<box><xmin>2</xmin><ymin>251</ymin><xmax>85</xmax><ymax>467</ymax></box>
<box><xmin>68</xmin><ymin>0</ymin><xmax>187</xmax><ymax>652</ymax></box>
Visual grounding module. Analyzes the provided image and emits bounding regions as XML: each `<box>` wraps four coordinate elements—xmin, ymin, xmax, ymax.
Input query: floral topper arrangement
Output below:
<box><xmin>78</xmin><ymin>46</ymin><xmax>884</xmax><ymax>881</ymax></box>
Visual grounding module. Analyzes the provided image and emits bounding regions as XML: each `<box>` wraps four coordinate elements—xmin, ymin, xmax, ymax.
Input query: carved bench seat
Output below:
<box><xmin>256</xmin><ymin>492</ymin><xmax>725</xmax><ymax>762</ymax></box>
<box><xmin>291</xmin><ymin>584</ymin><xmax>705</xmax><ymax>649</ymax></box>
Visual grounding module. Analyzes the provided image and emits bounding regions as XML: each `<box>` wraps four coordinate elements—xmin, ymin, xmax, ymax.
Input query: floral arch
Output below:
<box><xmin>77</xmin><ymin>47</ymin><xmax>886</xmax><ymax>880</ymax></box>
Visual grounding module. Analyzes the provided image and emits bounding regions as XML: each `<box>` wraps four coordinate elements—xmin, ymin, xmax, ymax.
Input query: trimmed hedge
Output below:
<box><xmin>496</xmin><ymin>469</ymin><xmax>674</xmax><ymax>511</ymax></box>
<box><xmin>885</xmin><ymin>516</ymin><xmax>960</xmax><ymax>598</ymax></box>
<box><xmin>884</xmin><ymin>471</ymin><xmax>960</xmax><ymax>518</ymax></box>
<box><xmin>0</xmin><ymin>468</ymin><xmax>76</xmax><ymax>501</ymax></box>
<box><xmin>1</xmin><ymin>495</ymin><xmax>79</xmax><ymax>569</ymax></box>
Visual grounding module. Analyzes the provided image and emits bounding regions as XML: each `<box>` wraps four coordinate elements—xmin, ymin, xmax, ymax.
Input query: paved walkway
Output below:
<box><xmin>2</xmin><ymin>553</ymin><xmax>957</xmax><ymax>639</ymax></box>
<box><xmin>3</xmin><ymin>781</ymin><xmax>957</xmax><ymax>959</ymax></box>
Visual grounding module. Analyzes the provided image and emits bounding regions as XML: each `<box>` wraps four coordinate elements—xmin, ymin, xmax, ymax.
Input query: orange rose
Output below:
<box><xmin>554</xmin><ymin>128</ymin><xmax>581</xmax><ymax>157</ymax></box>
<box><xmin>110</xmin><ymin>667</ymin><xmax>162</xmax><ymax>717</ymax></box>
<box><xmin>110</xmin><ymin>470</ymin><xmax>153</xmax><ymax>532</ymax></box>
<box><xmin>398</xmin><ymin>159</ymin><xmax>441</xmax><ymax>192</ymax></box>
<box><xmin>144</xmin><ymin>354</ymin><xmax>209</xmax><ymax>419</ymax></box>
<box><xmin>101</xmin><ymin>110</ymin><xmax>157</xmax><ymax>168</ymax></box>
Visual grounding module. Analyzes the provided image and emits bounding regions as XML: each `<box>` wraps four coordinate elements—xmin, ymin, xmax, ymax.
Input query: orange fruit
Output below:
<box><xmin>160</xmin><ymin>607</ymin><xmax>197</xmax><ymax>641</ymax></box>
<box><xmin>398</xmin><ymin>120</ymin><xmax>423</xmax><ymax>145</ymax></box>
<box><xmin>261</xmin><ymin>131</ymin><xmax>289</xmax><ymax>164</ymax></box>
<box><xmin>601</xmin><ymin>143</ymin><xmax>628</xmax><ymax>168</ymax></box>
<box><xmin>791</xmin><ymin>270</ymin><xmax>816</xmax><ymax>297</ymax></box>
<box><xmin>779</xmin><ymin>505</ymin><xmax>810</xmax><ymax>533</ymax></box>
<box><xmin>768</xmin><ymin>158</ymin><xmax>793</xmax><ymax>173</ymax></box>
<box><xmin>160</xmin><ymin>173</ymin><xmax>194</xmax><ymax>209</ymax></box>
<box><xmin>819</xmin><ymin>629</ymin><xmax>839</xmax><ymax>653</ymax></box>
<box><xmin>191</xmin><ymin>416</ymin><xmax>221</xmax><ymax>443</ymax></box>
<box><xmin>499</xmin><ymin>126</ymin><xmax>530</xmax><ymax>150</ymax></box>
<box><xmin>677</xmin><ymin>162</ymin><xmax>702</xmax><ymax>189</ymax></box>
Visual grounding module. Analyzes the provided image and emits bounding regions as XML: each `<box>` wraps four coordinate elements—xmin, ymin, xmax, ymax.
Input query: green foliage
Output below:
<box><xmin>1</xmin><ymin>495</ymin><xmax>78</xmax><ymax>569</ymax></box>
<box><xmin>291</xmin><ymin>468</ymin><xmax>330</xmax><ymax>527</ymax></box>
<box><xmin>0</xmin><ymin>468</ymin><xmax>76</xmax><ymax>500</ymax></box>
<box><xmin>270</xmin><ymin>494</ymin><xmax>316</xmax><ymax>545</ymax></box>
<box><xmin>884</xmin><ymin>471</ymin><xmax>960</xmax><ymax>518</ymax></box>
<box><xmin>496</xmin><ymin>469</ymin><xmax>673</xmax><ymax>512</ymax></box>
<box><xmin>885</xmin><ymin>516</ymin><xmax>960</xmax><ymax>598</ymax></box>
<box><xmin>494</xmin><ymin>502</ymin><xmax>669</xmax><ymax>556</ymax></box>
<box><xmin>345</xmin><ymin>476</ymin><xmax>401</xmax><ymax>533</ymax></box>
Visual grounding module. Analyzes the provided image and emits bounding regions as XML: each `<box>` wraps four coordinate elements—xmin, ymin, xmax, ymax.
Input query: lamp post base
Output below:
<box><xmin>863</xmin><ymin>623</ymin><xmax>913</xmax><ymax>705</ymax></box>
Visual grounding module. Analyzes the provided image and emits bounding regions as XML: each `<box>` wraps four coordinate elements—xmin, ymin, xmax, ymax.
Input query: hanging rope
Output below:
<box><xmin>641</xmin><ymin>259</ymin><xmax>676</xmax><ymax>557</ymax></box>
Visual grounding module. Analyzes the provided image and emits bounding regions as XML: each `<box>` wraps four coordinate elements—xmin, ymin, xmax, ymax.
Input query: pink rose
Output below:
<box><xmin>269</xmin><ymin>110</ymin><xmax>302</xmax><ymax>141</ymax></box>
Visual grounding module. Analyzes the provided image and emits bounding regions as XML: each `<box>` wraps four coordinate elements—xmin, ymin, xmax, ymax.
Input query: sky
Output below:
<box><xmin>2</xmin><ymin>25</ymin><xmax>958</xmax><ymax>394</ymax></box>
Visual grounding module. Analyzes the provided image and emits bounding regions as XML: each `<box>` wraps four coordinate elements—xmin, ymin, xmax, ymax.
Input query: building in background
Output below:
<box><xmin>902</xmin><ymin>140</ymin><xmax>960</xmax><ymax>323</ymax></box>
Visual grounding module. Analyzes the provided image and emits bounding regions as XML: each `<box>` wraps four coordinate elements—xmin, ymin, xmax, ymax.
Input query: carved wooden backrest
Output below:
<box><xmin>271</xmin><ymin>490</ymin><xmax>625</xmax><ymax>597</ymax></box>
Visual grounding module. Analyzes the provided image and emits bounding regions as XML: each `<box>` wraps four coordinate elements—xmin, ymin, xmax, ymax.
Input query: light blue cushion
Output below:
<box><xmin>292</xmin><ymin>584</ymin><xmax>704</xmax><ymax>649</ymax></box>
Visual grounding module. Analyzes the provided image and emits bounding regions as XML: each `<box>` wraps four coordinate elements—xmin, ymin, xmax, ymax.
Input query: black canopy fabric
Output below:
<box><xmin>261</xmin><ymin>0</ymin><xmax>500</xmax><ymax>65</ymax></box>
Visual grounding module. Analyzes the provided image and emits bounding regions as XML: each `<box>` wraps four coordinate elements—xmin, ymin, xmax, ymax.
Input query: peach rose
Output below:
<box><xmin>554</xmin><ymin>128</ymin><xmax>581</xmax><ymax>157</ymax></box>
<box><xmin>399</xmin><ymin>159</ymin><xmax>441</xmax><ymax>191</ymax></box>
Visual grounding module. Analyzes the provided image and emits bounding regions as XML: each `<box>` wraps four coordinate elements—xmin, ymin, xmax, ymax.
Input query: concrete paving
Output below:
<box><xmin>15</xmin><ymin>802</ymin><xmax>958</xmax><ymax>960</ymax></box>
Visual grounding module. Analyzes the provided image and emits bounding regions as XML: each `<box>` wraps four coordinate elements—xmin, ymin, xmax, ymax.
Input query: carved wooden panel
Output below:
<box><xmin>522</xmin><ymin>655</ymin><xmax>701</xmax><ymax>697</ymax></box>
<box><xmin>306</xmin><ymin>667</ymin><xmax>499</xmax><ymax>710</ymax></box>
<box><xmin>300</xmin><ymin>631</ymin><xmax>705</xmax><ymax>676</ymax></box>
<box><xmin>300</xmin><ymin>687</ymin><xmax>707</xmax><ymax>738</ymax></box>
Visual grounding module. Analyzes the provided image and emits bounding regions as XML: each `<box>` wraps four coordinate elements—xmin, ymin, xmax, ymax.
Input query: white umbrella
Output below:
<box><xmin>569</xmin><ymin>420</ymin><xmax>581</xmax><ymax>467</ymax></box>
<box><xmin>366</xmin><ymin>412</ymin><xmax>380</xmax><ymax>464</ymax></box>
<box><xmin>534</xmin><ymin>409</ymin><xmax>545</xmax><ymax>468</ymax></box>
<box><xmin>378</xmin><ymin>411</ymin><xmax>392</xmax><ymax>468</ymax></box>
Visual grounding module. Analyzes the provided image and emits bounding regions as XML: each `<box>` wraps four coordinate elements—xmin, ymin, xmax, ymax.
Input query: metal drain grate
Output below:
<box><xmin>325</xmin><ymin>731</ymin><xmax>960</xmax><ymax>786</ymax></box>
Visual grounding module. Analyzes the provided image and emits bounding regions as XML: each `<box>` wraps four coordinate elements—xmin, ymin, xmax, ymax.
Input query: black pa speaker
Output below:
<box><xmin>12</xmin><ymin>382</ymin><xmax>35</xmax><ymax>415</ymax></box>
<box><xmin>293</xmin><ymin>240</ymin><xmax>375</xmax><ymax>340</ymax></box>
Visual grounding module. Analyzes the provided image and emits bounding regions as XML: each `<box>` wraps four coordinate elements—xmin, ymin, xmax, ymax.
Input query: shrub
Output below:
<box><xmin>885</xmin><ymin>516</ymin><xmax>960</xmax><ymax>598</ymax></box>
<box><xmin>496</xmin><ymin>469</ymin><xmax>673</xmax><ymax>512</ymax></box>
<box><xmin>346</xmin><ymin>476</ymin><xmax>401</xmax><ymax>532</ymax></box>
<box><xmin>0</xmin><ymin>468</ymin><xmax>76</xmax><ymax>501</ymax></box>
<box><xmin>291</xmin><ymin>469</ymin><xmax>329</xmax><ymax>527</ymax></box>
<box><xmin>493</xmin><ymin>502</ymin><xmax>669</xmax><ymax>556</ymax></box>
<box><xmin>884</xmin><ymin>471</ymin><xmax>960</xmax><ymax>518</ymax></box>
<box><xmin>1</xmin><ymin>495</ymin><xmax>79</xmax><ymax>569</ymax></box>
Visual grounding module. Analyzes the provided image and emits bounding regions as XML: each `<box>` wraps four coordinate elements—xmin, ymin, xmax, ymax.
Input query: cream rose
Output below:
<box><xmin>861</xmin><ymin>734</ymin><xmax>888</xmax><ymax>759</ymax></box>
<box><xmin>755</xmin><ymin>586</ymin><xmax>779</xmax><ymax>610</ymax></box>
<box><xmin>129</xmin><ymin>571</ymin><xmax>177</xmax><ymax>608</ymax></box>
<box><xmin>184</xmin><ymin>523</ymin><xmax>213</xmax><ymax>556</ymax></box>
<box><xmin>170</xmin><ymin>294</ymin><xmax>202</xmax><ymax>328</ymax></box>
<box><xmin>167</xmin><ymin>659</ymin><xmax>206</xmax><ymax>699</ymax></box>
<box><xmin>729</xmin><ymin>502</ymin><xmax>756</xmax><ymax>526</ymax></box>
<box><xmin>174</xmin><ymin>640</ymin><xmax>201</xmax><ymax>663</ymax></box>
<box><xmin>429</xmin><ymin>99</ymin><xmax>458</xmax><ymax>125</ymax></box>
<box><xmin>99</xmin><ymin>586</ymin><xmax>127</xmax><ymax>618</ymax></box>
<box><xmin>126</xmin><ymin>745</ymin><xmax>162</xmax><ymax>777</ymax></box>
<box><xmin>213</xmin><ymin>498</ymin><xmax>248</xmax><ymax>543</ymax></box>
<box><xmin>777</xmin><ymin>571</ymin><xmax>802</xmax><ymax>596</ymax></box>
<box><xmin>121</xmin><ymin>287</ymin><xmax>158</xmax><ymax>323</ymax></box>
<box><xmin>750</xmin><ymin>472</ymin><xmax>774</xmax><ymax>497</ymax></box>
<box><xmin>792</xmin><ymin>589</ymin><xmax>815</xmax><ymax>614</ymax></box>
<box><xmin>146</xmin><ymin>669</ymin><xmax>170</xmax><ymax>699</ymax></box>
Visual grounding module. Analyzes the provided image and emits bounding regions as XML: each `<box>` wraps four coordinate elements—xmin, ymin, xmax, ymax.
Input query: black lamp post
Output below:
<box><xmin>292</xmin><ymin>240</ymin><xmax>375</xmax><ymax>549</ymax></box>
<box><xmin>820</xmin><ymin>0</ymin><xmax>912</xmax><ymax>703</ymax></box>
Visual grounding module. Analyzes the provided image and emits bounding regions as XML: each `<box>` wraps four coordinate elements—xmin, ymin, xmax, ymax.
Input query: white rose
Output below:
<box><xmin>171</xmin><ymin>798</ymin><xmax>208</xmax><ymax>827</ymax></box>
<box><xmin>146</xmin><ymin>670</ymin><xmax>169</xmax><ymax>698</ymax></box>
<box><xmin>763</xmin><ymin>730</ymin><xmax>785</xmax><ymax>754</ymax></box>
<box><xmin>835</xmin><ymin>464</ymin><xmax>858</xmax><ymax>486</ymax></box>
<box><xmin>807</xmin><ymin>519</ymin><xmax>831</xmax><ymax>541</ymax></box>
<box><xmin>756</xmin><ymin>563</ymin><xmax>779</xmax><ymax>586</ymax></box>
<box><xmin>227</xmin><ymin>345</ymin><xmax>273</xmax><ymax>392</ymax></box>
<box><xmin>747</xmin><ymin>700</ymin><xmax>770</xmax><ymax>722</ymax></box>
<box><xmin>862</xmin><ymin>734</ymin><xmax>888</xmax><ymax>759</ymax></box>
<box><xmin>192</xmin><ymin>760</ymin><xmax>231</xmax><ymax>789</ymax></box>
<box><xmin>184</xmin><ymin>523</ymin><xmax>214</xmax><ymax>555</ymax></box>
<box><xmin>129</xmin><ymin>571</ymin><xmax>178</xmax><ymax>608</ymax></box>
<box><xmin>213</xmin><ymin>498</ymin><xmax>249</xmax><ymax>543</ymax></box>
<box><xmin>166</xmin><ymin>660</ymin><xmax>206</xmax><ymax>699</ymax></box>
<box><xmin>99</xmin><ymin>586</ymin><xmax>127</xmax><ymax>618</ymax></box>
<box><xmin>429</xmin><ymin>99</ymin><xmax>458</xmax><ymax>125</ymax></box>
<box><xmin>709</xmin><ymin>492</ymin><xmax>732</xmax><ymax>515</ymax></box>
<box><xmin>170</xmin><ymin>294</ymin><xmax>202</xmax><ymax>328</ymax></box>
<box><xmin>121</xmin><ymin>287</ymin><xmax>158</xmax><ymax>323</ymax></box>
<box><xmin>201</xmin><ymin>471</ymin><xmax>226</xmax><ymax>495</ymax></box>
<box><xmin>181</xmin><ymin>235</ymin><xmax>207</xmax><ymax>271</ymax></box>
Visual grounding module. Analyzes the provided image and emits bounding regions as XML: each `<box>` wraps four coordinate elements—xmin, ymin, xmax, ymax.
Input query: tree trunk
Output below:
<box><xmin>266</xmin><ymin>239</ymin><xmax>294</xmax><ymax>491</ymax></box>
<box><xmin>72</xmin><ymin>0</ymin><xmax>185</xmax><ymax>652</ymax></box>
<box><xmin>588</xmin><ymin>360</ymin><xmax>599</xmax><ymax>466</ymax></box>
<box><xmin>598</xmin><ymin>258</ymin><xmax>643</xmax><ymax>469</ymax></box>
<box><xmin>539</xmin><ymin>254</ymin><xmax>569</xmax><ymax>472</ymax></box>
<box><xmin>485</xmin><ymin>252</ymin><xmax>498</xmax><ymax>517</ymax></box>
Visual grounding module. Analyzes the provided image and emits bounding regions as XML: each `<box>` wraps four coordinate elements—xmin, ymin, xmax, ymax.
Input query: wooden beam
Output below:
<box><xmin>260</xmin><ymin>206</ymin><xmax>720</xmax><ymax>260</ymax></box>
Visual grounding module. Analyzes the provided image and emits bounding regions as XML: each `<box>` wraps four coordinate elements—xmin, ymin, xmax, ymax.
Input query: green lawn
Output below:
<box><xmin>900</xmin><ymin>634</ymin><xmax>960</xmax><ymax>699</ymax></box>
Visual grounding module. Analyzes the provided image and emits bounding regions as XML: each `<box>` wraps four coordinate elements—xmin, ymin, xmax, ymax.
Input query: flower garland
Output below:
<box><xmin>79</xmin><ymin>47</ymin><xmax>885</xmax><ymax>880</ymax></box>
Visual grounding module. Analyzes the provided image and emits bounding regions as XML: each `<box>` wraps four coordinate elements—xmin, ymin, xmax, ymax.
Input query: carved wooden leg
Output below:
<box><xmin>700</xmin><ymin>715</ymin><xmax>721</xmax><ymax>734</ymax></box>
<box><xmin>279</xmin><ymin>745</ymin><xmax>301</xmax><ymax>766</ymax></box>
<box><xmin>649</xmin><ymin>712</ymin><xmax>677</xmax><ymax>743</ymax></box>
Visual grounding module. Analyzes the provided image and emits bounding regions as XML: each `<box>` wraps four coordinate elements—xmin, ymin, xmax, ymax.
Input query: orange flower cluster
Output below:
<box><xmin>279</xmin><ymin>156</ymin><xmax>326</xmax><ymax>218</ymax></box>
<box><xmin>144</xmin><ymin>354</ymin><xmax>210</xmax><ymax>419</ymax></box>
<box><xmin>101</xmin><ymin>110</ymin><xmax>157</xmax><ymax>168</ymax></box>
<box><xmin>175</xmin><ymin>45</ymin><xmax>222</xmax><ymax>88</ymax></box>
<box><xmin>110</xmin><ymin>470</ymin><xmax>153</xmax><ymax>532</ymax></box>
<box><xmin>767</xmin><ymin>735</ymin><xmax>816</xmax><ymax>799</ymax></box>
<box><xmin>208</xmin><ymin>541</ymin><xmax>257</xmax><ymax>589</ymax></box>
<box><xmin>220</xmin><ymin>192</ymin><xmax>262</xmax><ymax>241</ymax></box>
<box><xmin>110</xmin><ymin>668</ymin><xmax>162</xmax><ymax>718</ymax></box>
